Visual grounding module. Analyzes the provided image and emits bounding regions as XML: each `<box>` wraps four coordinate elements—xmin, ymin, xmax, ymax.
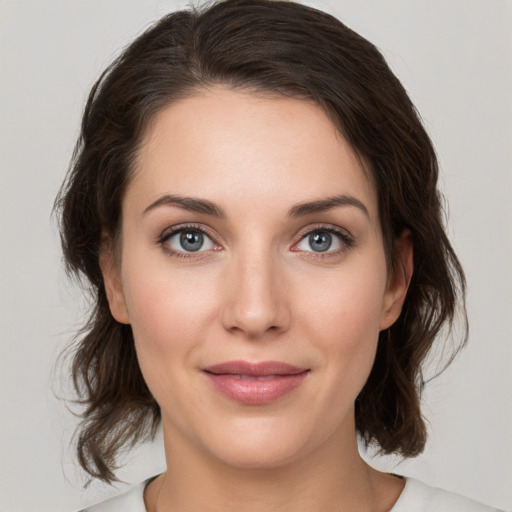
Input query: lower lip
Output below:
<box><xmin>204</xmin><ymin>372</ymin><xmax>309</xmax><ymax>405</ymax></box>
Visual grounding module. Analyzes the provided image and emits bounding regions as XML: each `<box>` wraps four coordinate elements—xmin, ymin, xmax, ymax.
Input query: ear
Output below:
<box><xmin>379</xmin><ymin>229</ymin><xmax>413</xmax><ymax>330</ymax></box>
<box><xmin>99</xmin><ymin>236</ymin><xmax>130</xmax><ymax>324</ymax></box>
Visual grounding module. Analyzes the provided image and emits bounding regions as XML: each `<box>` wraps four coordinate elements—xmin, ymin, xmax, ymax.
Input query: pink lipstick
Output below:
<box><xmin>202</xmin><ymin>361</ymin><xmax>309</xmax><ymax>405</ymax></box>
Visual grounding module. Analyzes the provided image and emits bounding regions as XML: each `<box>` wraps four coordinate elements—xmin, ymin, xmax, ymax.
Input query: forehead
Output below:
<box><xmin>129</xmin><ymin>88</ymin><xmax>378</xmax><ymax>220</ymax></box>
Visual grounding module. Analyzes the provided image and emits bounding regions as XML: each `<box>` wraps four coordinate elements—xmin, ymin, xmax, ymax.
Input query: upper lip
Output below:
<box><xmin>202</xmin><ymin>360</ymin><xmax>308</xmax><ymax>376</ymax></box>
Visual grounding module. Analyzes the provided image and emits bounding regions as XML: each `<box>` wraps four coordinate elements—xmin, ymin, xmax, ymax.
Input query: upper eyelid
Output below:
<box><xmin>159</xmin><ymin>223</ymin><xmax>217</xmax><ymax>241</ymax></box>
<box><xmin>296</xmin><ymin>223</ymin><xmax>352</xmax><ymax>240</ymax></box>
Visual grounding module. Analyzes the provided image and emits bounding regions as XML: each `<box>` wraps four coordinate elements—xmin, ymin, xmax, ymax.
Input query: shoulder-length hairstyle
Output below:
<box><xmin>55</xmin><ymin>0</ymin><xmax>466</xmax><ymax>483</ymax></box>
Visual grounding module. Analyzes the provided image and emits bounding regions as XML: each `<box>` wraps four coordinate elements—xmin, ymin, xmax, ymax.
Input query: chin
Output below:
<box><xmin>194</xmin><ymin>415</ymin><xmax>325</xmax><ymax>470</ymax></box>
<box><xmin>210</xmin><ymin>439</ymin><xmax>304</xmax><ymax>470</ymax></box>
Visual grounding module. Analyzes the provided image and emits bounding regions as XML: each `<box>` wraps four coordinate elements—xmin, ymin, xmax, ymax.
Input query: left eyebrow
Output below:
<box><xmin>288</xmin><ymin>194</ymin><xmax>370</xmax><ymax>218</ymax></box>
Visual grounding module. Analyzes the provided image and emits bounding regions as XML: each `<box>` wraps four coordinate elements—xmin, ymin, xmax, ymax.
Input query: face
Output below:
<box><xmin>102</xmin><ymin>88</ymin><xmax>411</xmax><ymax>470</ymax></box>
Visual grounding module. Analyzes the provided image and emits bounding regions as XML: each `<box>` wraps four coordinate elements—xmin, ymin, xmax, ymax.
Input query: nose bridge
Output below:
<box><xmin>222</xmin><ymin>240</ymin><xmax>288</xmax><ymax>337</ymax></box>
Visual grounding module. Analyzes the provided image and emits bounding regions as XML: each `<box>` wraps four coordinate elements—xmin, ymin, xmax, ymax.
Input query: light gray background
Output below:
<box><xmin>1</xmin><ymin>1</ymin><xmax>511</xmax><ymax>511</ymax></box>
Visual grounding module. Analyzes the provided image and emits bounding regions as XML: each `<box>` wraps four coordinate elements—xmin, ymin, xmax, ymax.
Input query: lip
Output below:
<box><xmin>202</xmin><ymin>360</ymin><xmax>310</xmax><ymax>405</ymax></box>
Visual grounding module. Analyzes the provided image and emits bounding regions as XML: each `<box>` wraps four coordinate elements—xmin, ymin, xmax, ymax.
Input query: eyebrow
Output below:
<box><xmin>142</xmin><ymin>194</ymin><xmax>225</xmax><ymax>218</ymax></box>
<box><xmin>142</xmin><ymin>193</ymin><xmax>369</xmax><ymax>219</ymax></box>
<box><xmin>288</xmin><ymin>194</ymin><xmax>370</xmax><ymax>218</ymax></box>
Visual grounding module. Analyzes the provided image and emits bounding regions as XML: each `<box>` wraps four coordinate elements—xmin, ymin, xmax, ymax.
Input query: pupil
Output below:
<box><xmin>180</xmin><ymin>231</ymin><xmax>203</xmax><ymax>252</ymax></box>
<box><xmin>309</xmin><ymin>232</ymin><xmax>331</xmax><ymax>252</ymax></box>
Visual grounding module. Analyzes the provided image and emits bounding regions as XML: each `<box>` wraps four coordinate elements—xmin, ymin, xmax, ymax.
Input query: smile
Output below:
<box><xmin>202</xmin><ymin>361</ymin><xmax>310</xmax><ymax>405</ymax></box>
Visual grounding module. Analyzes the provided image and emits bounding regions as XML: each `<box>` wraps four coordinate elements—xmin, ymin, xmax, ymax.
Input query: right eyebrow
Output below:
<box><xmin>288</xmin><ymin>194</ymin><xmax>370</xmax><ymax>219</ymax></box>
<box><xmin>142</xmin><ymin>194</ymin><xmax>225</xmax><ymax>218</ymax></box>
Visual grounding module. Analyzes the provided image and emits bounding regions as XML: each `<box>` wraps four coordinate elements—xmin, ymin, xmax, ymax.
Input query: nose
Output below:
<box><xmin>221</xmin><ymin>247</ymin><xmax>290</xmax><ymax>339</ymax></box>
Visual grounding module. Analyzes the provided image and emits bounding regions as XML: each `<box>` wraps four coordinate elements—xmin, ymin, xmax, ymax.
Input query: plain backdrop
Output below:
<box><xmin>0</xmin><ymin>0</ymin><xmax>511</xmax><ymax>511</ymax></box>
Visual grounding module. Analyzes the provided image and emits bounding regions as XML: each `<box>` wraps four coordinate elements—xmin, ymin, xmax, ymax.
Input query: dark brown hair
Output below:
<box><xmin>55</xmin><ymin>0</ymin><xmax>467</xmax><ymax>483</ymax></box>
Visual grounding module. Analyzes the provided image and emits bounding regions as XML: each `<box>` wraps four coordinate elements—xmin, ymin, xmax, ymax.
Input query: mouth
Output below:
<box><xmin>202</xmin><ymin>360</ymin><xmax>310</xmax><ymax>405</ymax></box>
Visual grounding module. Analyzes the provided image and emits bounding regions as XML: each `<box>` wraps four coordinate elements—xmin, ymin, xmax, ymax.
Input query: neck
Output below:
<box><xmin>145</xmin><ymin>422</ymin><xmax>404</xmax><ymax>512</ymax></box>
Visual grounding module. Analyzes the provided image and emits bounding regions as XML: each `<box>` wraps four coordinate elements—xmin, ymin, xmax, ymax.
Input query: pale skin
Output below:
<box><xmin>101</xmin><ymin>88</ymin><xmax>413</xmax><ymax>511</ymax></box>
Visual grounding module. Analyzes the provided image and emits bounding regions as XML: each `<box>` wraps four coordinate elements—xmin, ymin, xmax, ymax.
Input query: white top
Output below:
<box><xmin>80</xmin><ymin>477</ymin><xmax>504</xmax><ymax>511</ymax></box>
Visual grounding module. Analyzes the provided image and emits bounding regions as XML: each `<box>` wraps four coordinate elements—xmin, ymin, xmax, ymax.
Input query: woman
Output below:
<box><xmin>55</xmin><ymin>0</ymin><xmax>504</xmax><ymax>510</ymax></box>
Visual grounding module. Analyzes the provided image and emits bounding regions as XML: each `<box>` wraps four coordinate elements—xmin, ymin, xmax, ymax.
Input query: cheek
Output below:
<box><xmin>299</xmin><ymin>262</ymin><xmax>387</xmax><ymax>345</ymax></box>
<box><xmin>120</xmin><ymin>266</ymin><xmax>221</xmax><ymax>432</ymax></box>
<box><xmin>295</xmin><ymin>260</ymin><xmax>388</xmax><ymax>387</ymax></box>
<box><xmin>119</xmin><ymin>255</ymin><xmax>218</xmax><ymax>382</ymax></box>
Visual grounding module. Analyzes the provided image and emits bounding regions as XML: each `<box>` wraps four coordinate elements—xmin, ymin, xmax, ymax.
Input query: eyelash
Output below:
<box><xmin>156</xmin><ymin>223</ymin><xmax>354</xmax><ymax>259</ymax></box>
<box><xmin>157</xmin><ymin>223</ymin><xmax>220</xmax><ymax>259</ymax></box>
<box><xmin>293</xmin><ymin>224</ymin><xmax>355</xmax><ymax>259</ymax></box>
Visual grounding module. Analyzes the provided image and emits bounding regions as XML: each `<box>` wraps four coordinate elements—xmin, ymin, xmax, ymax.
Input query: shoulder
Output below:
<box><xmin>392</xmin><ymin>477</ymin><xmax>505</xmax><ymax>512</ymax></box>
<box><xmin>77</xmin><ymin>476</ymin><xmax>505</xmax><ymax>512</ymax></box>
<box><xmin>79</xmin><ymin>480</ymin><xmax>147</xmax><ymax>512</ymax></box>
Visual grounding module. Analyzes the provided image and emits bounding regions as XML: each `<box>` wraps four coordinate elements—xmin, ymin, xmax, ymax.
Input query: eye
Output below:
<box><xmin>162</xmin><ymin>227</ymin><xmax>216</xmax><ymax>253</ymax></box>
<box><xmin>294</xmin><ymin>228</ymin><xmax>351</xmax><ymax>254</ymax></box>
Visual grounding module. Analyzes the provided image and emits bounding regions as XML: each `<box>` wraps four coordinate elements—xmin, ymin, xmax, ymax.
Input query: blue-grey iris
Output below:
<box><xmin>309</xmin><ymin>232</ymin><xmax>332</xmax><ymax>252</ymax></box>
<box><xmin>180</xmin><ymin>231</ymin><xmax>204</xmax><ymax>252</ymax></box>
